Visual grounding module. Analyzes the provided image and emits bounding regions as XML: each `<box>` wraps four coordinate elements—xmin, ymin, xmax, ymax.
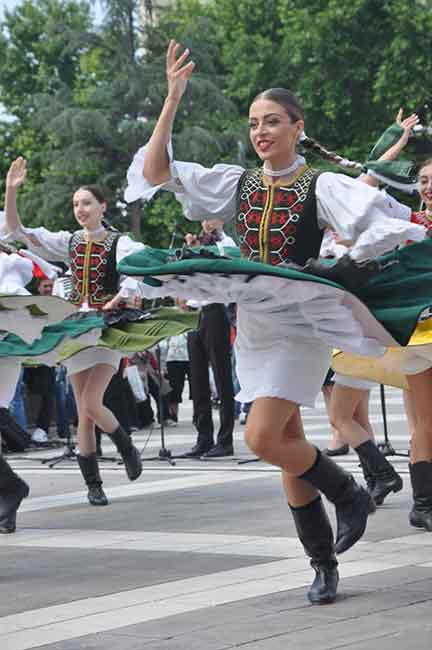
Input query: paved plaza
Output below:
<box><xmin>2</xmin><ymin>386</ymin><xmax>432</xmax><ymax>650</ymax></box>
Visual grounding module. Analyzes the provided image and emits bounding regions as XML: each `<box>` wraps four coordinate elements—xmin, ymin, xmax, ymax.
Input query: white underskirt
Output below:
<box><xmin>135</xmin><ymin>272</ymin><xmax>401</xmax><ymax>407</ymax></box>
<box><xmin>235</xmin><ymin>326</ymin><xmax>331</xmax><ymax>408</ymax></box>
<box><xmin>0</xmin><ymin>358</ymin><xmax>22</xmax><ymax>407</ymax></box>
<box><xmin>63</xmin><ymin>348</ymin><xmax>122</xmax><ymax>376</ymax></box>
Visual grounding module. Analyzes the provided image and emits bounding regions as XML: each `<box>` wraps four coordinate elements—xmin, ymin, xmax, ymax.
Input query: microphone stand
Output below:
<box><xmin>139</xmin><ymin>344</ymin><xmax>176</xmax><ymax>466</ymax></box>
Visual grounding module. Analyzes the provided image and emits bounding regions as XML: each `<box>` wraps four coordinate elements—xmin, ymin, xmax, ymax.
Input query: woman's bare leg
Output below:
<box><xmin>405</xmin><ymin>369</ymin><xmax>432</xmax><ymax>531</ymax></box>
<box><xmin>244</xmin><ymin>396</ymin><xmax>373</xmax><ymax>555</ymax></box>
<box><xmin>403</xmin><ymin>389</ymin><xmax>416</xmax><ymax>445</ymax></box>
<box><xmin>281</xmin><ymin>407</ymin><xmax>319</xmax><ymax>507</ymax></box>
<box><xmin>244</xmin><ymin>398</ymin><xmax>316</xmax><ymax>474</ymax></box>
<box><xmin>69</xmin><ymin>367</ymin><xmax>110</xmax><ymax>505</ymax></box>
<box><xmin>322</xmin><ymin>384</ymin><xmax>346</xmax><ymax>450</ymax></box>
<box><xmin>329</xmin><ymin>385</ymin><xmax>371</xmax><ymax>448</ymax></box>
<box><xmin>72</xmin><ymin>362</ymin><xmax>142</xmax><ymax>481</ymax></box>
<box><xmin>73</xmin><ymin>364</ymin><xmax>118</xmax><ymax>435</ymax></box>
<box><xmin>258</xmin><ymin>405</ymin><xmax>338</xmax><ymax>604</ymax></box>
<box><xmin>406</xmin><ymin>370</ymin><xmax>432</xmax><ymax>462</ymax></box>
<box><xmin>70</xmin><ymin>369</ymin><xmax>98</xmax><ymax>456</ymax></box>
<box><xmin>352</xmin><ymin>391</ymin><xmax>374</xmax><ymax>438</ymax></box>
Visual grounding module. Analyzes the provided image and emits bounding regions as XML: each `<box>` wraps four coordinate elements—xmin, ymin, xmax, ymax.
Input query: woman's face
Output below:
<box><xmin>73</xmin><ymin>189</ymin><xmax>106</xmax><ymax>230</ymax></box>
<box><xmin>419</xmin><ymin>163</ymin><xmax>432</xmax><ymax>211</ymax></box>
<box><xmin>248</xmin><ymin>99</ymin><xmax>304</xmax><ymax>167</ymax></box>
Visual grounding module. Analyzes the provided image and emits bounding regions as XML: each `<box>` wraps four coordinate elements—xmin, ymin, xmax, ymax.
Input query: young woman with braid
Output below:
<box><xmin>123</xmin><ymin>41</ymin><xmax>427</xmax><ymax>605</ymax></box>
<box><xmin>359</xmin><ymin>112</ymin><xmax>432</xmax><ymax>531</ymax></box>
<box><xmin>4</xmin><ymin>159</ymin><xmax>144</xmax><ymax>507</ymax></box>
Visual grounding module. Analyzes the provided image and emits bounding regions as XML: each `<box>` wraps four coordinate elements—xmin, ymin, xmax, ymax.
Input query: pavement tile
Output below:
<box><xmin>3</xmin><ymin>392</ymin><xmax>432</xmax><ymax>650</ymax></box>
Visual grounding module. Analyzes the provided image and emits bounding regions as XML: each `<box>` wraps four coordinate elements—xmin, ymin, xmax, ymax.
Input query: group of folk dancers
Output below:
<box><xmin>2</xmin><ymin>39</ymin><xmax>432</xmax><ymax>606</ymax></box>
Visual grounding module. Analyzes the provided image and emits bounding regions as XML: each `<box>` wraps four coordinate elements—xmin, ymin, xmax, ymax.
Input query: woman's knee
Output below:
<box><xmin>329</xmin><ymin>409</ymin><xmax>351</xmax><ymax>432</ymax></box>
<box><xmin>244</xmin><ymin>422</ymin><xmax>275</xmax><ymax>457</ymax></box>
<box><xmin>78</xmin><ymin>397</ymin><xmax>103</xmax><ymax>424</ymax></box>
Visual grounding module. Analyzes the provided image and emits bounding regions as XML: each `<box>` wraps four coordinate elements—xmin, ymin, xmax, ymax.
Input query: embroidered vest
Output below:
<box><xmin>68</xmin><ymin>231</ymin><xmax>120</xmax><ymax>308</ymax></box>
<box><xmin>235</xmin><ymin>167</ymin><xmax>323</xmax><ymax>266</ymax></box>
<box><xmin>411</xmin><ymin>211</ymin><xmax>432</xmax><ymax>231</ymax></box>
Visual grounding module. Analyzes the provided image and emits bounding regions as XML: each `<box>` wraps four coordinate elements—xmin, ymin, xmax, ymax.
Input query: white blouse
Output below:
<box><xmin>125</xmin><ymin>143</ymin><xmax>425</xmax><ymax>262</ymax></box>
<box><xmin>0</xmin><ymin>252</ymin><xmax>33</xmax><ymax>295</ymax></box>
<box><xmin>0</xmin><ymin>225</ymin><xmax>146</xmax><ymax>300</ymax></box>
<box><xmin>2</xmin><ymin>225</ymin><xmax>145</xmax><ymax>265</ymax></box>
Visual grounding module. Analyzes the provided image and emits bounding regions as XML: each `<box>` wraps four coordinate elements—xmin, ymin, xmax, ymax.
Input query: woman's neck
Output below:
<box><xmin>84</xmin><ymin>224</ymin><xmax>106</xmax><ymax>240</ymax></box>
<box><xmin>262</xmin><ymin>153</ymin><xmax>305</xmax><ymax>181</ymax></box>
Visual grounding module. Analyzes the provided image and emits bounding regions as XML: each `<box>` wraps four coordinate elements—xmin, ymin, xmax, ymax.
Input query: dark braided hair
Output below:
<box><xmin>252</xmin><ymin>88</ymin><xmax>362</xmax><ymax>170</ymax></box>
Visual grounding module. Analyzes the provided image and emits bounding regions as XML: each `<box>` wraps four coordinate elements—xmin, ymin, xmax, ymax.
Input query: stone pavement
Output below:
<box><xmin>1</xmin><ymin>386</ymin><xmax>432</xmax><ymax>650</ymax></box>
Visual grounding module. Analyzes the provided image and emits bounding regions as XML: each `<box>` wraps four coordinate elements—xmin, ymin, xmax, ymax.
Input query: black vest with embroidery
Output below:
<box><xmin>68</xmin><ymin>231</ymin><xmax>120</xmax><ymax>308</ymax></box>
<box><xmin>235</xmin><ymin>167</ymin><xmax>323</xmax><ymax>266</ymax></box>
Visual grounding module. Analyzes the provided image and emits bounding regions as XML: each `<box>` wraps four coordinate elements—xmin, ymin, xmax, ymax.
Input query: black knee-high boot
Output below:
<box><xmin>355</xmin><ymin>441</ymin><xmax>403</xmax><ymax>506</ymax></box>
<box><xmin>106</xmin><ymin>425</ymin><xmax>142</xmax><ymax>480</ymax></box>
<box><xmin>77</xmin><ymin>453</ymin><xmax>108</xmax><ymax>506</ymax></box>
<box><xmin>290</xmin><ymin>497</ymin><xmax>339</xmax><ymax>604</ymax></box>
<box><xmin>358</xmin><ymin>456</ymin><xmax>375</xmax><ymax>494</ymax></box>
<box><xmin>409</xmin><ymin>462</ymin><xmax>432</xmax><ymax>531</ymax></box>
<box><xmin>0</xmin><ymin>455</ymin><xmax>29</xmax><ymax>533</ymax></box>
<box><xmin>300</xmin><ymin>448</ymin><xmax>375</xmax><ymax>554</ymax></box>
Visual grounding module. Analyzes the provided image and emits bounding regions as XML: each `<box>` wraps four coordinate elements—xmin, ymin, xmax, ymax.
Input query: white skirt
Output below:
<box><xmin>0</xmin><ymin>358</ymin><xmax>22</xmax><ymax>408</ymax></box>
<box><xmin>63</xmin><ymin>348</ymin><xmax>122</xmax><ymax>376</ymax></box>
<box><xmin>235</xmin><ymin>308</ymin><xmax>331</xmax><ymax>408</ymax></box>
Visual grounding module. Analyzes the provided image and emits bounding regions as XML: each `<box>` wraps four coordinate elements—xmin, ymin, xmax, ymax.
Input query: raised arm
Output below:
<box><xmin>361</xmin><ymin>109</ymin><xmax>419</xmax><ymax>187</ymax></box>
<box><xmin>5</xmin><ymin>157</ymin><xmax>27</xmax><ymax>233</ymax></box>
<box><xmin>143</xmin><ymin>40</ymin><xmax>195</xmax><ymax>186</ymax></box>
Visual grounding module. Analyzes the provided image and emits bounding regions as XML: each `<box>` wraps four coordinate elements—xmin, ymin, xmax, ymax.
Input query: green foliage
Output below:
<box><xmin>1</xmin><ymin>0</ymin><xmax>432</xmax><ymax>247</ymax></box>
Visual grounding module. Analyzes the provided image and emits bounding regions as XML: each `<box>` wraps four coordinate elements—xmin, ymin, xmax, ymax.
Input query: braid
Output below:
<box><xmin>301</xmin><ymin>134</ymin><xmax>363</xmax><ymax>171</ymax></box>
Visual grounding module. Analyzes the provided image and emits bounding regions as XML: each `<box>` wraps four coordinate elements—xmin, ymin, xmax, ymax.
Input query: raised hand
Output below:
<box><xmin>396</xmin><ymin>108</ymin><xmax>419</xmax><ymax>147</ymax></box>
<box><xmin>6</xmin><ymin>157</ymin><xmax>27</xmax><ymax>189</ymax></box>
<box><xmin>166</xmin><ymin>39</ymin><xmax>195</xmax><ymax>103</ymax></box>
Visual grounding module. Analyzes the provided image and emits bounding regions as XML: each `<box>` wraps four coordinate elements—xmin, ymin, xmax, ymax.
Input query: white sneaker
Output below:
<box><xmin>31</xmin><ymin>427</ymin><xmax>48</xmax><ymax>443</ymax></box>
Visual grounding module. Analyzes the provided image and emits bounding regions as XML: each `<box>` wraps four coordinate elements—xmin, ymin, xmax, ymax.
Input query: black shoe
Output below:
<box><xmin>183</xmin><ymin>442</ymin><xmax>213</xmax><ymax>458</ymax></box>
<box><xmin>87</xmin><ymin>485</ymin><xmax>109</xmax><ymax>507</ymax></box>
<box><xmin>0</xmin><ymin>480</ymin><xmax>30</xmax><ymax>534</ymax></box>
<box><xmin>323</xmin><ymin>444</ymin><xmax>349</xmax><ymax>457</ymax></box>
<box><xmin>202</xmin><ymin>444</ymin><xmax>234</xmax><ymax>458</ymax></box>
<box><xmin>334</xmin><ymin>480</ymin><xmax>375</xmax><ymax>554</ymax></box>
<box><xmin>309</xmin><ymin>561</ymin><xmax>339</xmax><ymax>605</ymax></box>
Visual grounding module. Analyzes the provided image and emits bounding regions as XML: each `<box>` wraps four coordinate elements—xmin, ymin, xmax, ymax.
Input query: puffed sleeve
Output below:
<box><xmin>115</xmin><ymin>234</ymin><xmax>146</xmax><ymax>263</ymax></box>
<box><xmin>5</xmin><ymin>224</ymin><xmax>72</xmax><ymax>263</ymax></box>
<box><xmin>316</xmin><ymin>172</ymin><xmax>426</xmax><ymax>261</ymax></box>
<box><xmin>124</xmin><ymin>141</ymin><xmax>245</xmax><ymax>223</ymax></box>
<box><xmin>116</xmin><ymin>235</ymin><xmax>147</xmax><ymax>298</ymax></box>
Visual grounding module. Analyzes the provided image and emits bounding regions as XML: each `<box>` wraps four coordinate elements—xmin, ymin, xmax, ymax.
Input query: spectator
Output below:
<box><xmin>166</xmin><ymin>332</ymin><xmax>190</xmax><ymax>423</ymax></box>
<box><xmin>24</xmin><ymin>277</ymin><xmax>56</xmax><ymax>443</ymax></box>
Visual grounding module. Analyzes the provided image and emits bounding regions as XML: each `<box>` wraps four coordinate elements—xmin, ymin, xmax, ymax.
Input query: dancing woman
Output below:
<box><xmin>4</xmin><ymin>159</ymin><xmax>144</xmax><ymax>506</ymax></box>
<box><xmin>122</xmin><ymin>41</ymin><xmax>426</xmax><ymax>604</ymax></box>
<box><xmin>359</xmin><ymin>114</ymin><xmax>432</xmax><ymax>531</ymax></box>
